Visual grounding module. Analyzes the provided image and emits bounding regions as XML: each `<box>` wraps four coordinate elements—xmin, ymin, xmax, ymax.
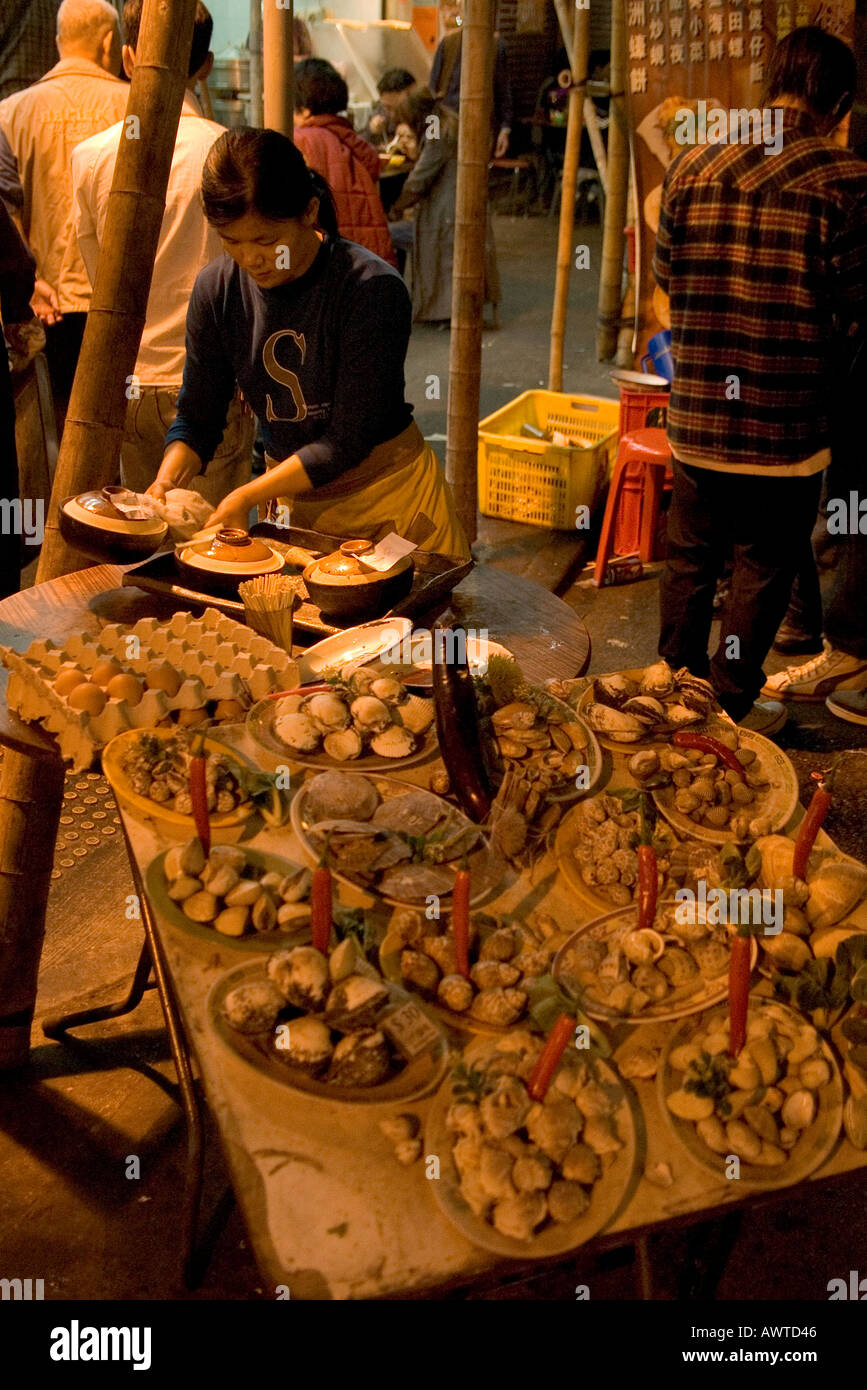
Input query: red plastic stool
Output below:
<box><xmin>594</xmin><ymin>428</ymin><xmax>672</xmax><ymax>586</ymax></box>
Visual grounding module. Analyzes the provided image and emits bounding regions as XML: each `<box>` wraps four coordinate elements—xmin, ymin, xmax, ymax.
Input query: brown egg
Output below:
<box><xmin>214</xmin><ymin>699</ymin><xmax>244</xmax><ymax>721</ymax></box>
<box><xmin>91</xmin><ymin>658</ymin><xmax>122</xmax><ymax>688</ymax></box>
<box><xmin>107</xmin><ymin>673</ymin><xmax>144</xmax><ymax>706</ymax></box>
<box><xmin>54</xmin><ymin>666</ymin><xmax>84</xmax><ymax>697</ymax></box>
<box><xmin>176</xmin><ymin>707</ymin><xmax>209</xmax><ymax>727</ymax></box>
<box><xmin>145</xmin><ymin>662</ymin><xmax>181</xmax><ymax>698</ymax></box>
<box><xmin>68</xmin><ymin>682</ymin><xmax>107</xmax><ymax>716</ymax></box>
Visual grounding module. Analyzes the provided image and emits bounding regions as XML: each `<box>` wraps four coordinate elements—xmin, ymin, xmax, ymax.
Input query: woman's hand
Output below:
<box><xmin>148</xmin><ymin>443</ymin><xmax>202</xmax><ymax>501</ymax></box>
<box><xmin>207</xmin><ymin>489</ymin><xmax>253</xmax><ymax>533</ymax></box>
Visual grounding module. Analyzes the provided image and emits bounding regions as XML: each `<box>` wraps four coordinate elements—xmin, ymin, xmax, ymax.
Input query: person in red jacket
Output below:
<box><xmin>293</xmin><ymin>58</ymin><xmax>397</xmax><ymax>267</ymax></box>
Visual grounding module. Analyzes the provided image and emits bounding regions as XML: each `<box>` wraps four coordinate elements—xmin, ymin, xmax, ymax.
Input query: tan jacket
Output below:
<box><xmin>0</xmin><ymin>58</ymin><xmax>129</xmax><ymax>312</ymax></box>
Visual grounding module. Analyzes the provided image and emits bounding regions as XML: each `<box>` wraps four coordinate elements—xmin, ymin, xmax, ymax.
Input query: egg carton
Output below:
<box><xmin>1</xmin><ymin>607</ymin><xmax>299</xmax><ymax>771</ymax></box>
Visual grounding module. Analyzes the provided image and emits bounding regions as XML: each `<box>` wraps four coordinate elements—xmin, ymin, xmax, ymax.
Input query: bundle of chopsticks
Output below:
<box><xmin>238</xmin><ymin>574</ymin><xmax>301</xmax><ymax>652</ymax></box>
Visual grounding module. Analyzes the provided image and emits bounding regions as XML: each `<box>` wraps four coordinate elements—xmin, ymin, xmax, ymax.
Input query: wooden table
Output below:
<box><xmin>0</xmin><ymin>561</ymin><xmax>590</xmax><ymax>1067</ymax></box>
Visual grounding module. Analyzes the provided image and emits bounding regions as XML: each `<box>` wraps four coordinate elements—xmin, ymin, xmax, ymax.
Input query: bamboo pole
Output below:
<box><xmin>595</xmin><ymin>0</ymin><xmax>629</xmax><ymax>361</ymax></box>
<box><xmin>263</xmin><ymin>0</ymin><xmax>294</xmax><ymax>134</ymax></box>
<box><xmin>444</xmin><ymin>0</ymin><xmax>495</xmax><ymax>546</ymax></box>
<box><xmin>0</xmin><ymin>744</ymin><xmax>65</xmax><ymax>1067</ymax></box>
<box><xmin>36</xmin><ymin>0</ymin><xmax>198</xmax><ymax>582</ymax></box>
<box><xmin>553</xmin><ymin>0</ymin><xmax>606</xmax><ymax>195</ymax></box>
<box><xmin>548</xmin><ymin>2</ymin><xmax>590</xmax><ymax>392</ymax></box>
<box><xmin>249</xmin><ymin>0</ymin><xmax>264</xmax><ymax>128</ymax></box>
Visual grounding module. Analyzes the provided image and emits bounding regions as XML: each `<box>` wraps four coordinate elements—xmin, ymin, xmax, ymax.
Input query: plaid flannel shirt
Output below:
<box><xmin>653</xmin><ymin>108</ymin><xmax>867</xmax><ymax>475</ymax></box>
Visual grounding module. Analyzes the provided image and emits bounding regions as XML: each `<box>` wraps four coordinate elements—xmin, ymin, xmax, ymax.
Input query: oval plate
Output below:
<box><xmin>103</xmin><ymin>727</ymin><xmax>255</xmax><ymax>842</ymax></box>
<box><xmin>553</xmin><ymin>901</ymin><xmax>759</xmax><ymax>1024</ymax></box>
<box><xmin>424</xmin><ymin>1036</ymin><xmax>637</xmax><ymax>1258</ymax></box>
<box><xmin>553</xmin><ymin>794</ymin><xmax>680</xmax><ymax>916</ymax></box>
<box><xmin>651</xmin><ymin>729</ymin><xmax>799</xmax><ymax>845</ymax></box>
<box><xmin>209</xmin><ymin>959</ymin><xmax>449</xmax><ymax>1106</ymax></box>
<box><xmin>378</xmin><ymin>913</ymin><xmax>560</xmax><ymax>1036</ymax></box>
<box><xmin>296</xmin><ymin>618</ymin><xmax>413</xmax><ymax>684</ymax></box>
<box><xmin>246</xmin><ymin>693</ymin><xmax>438</xmax><ymax>773</ymax></box>
<box><xmin>576</xmin><ymin>666</ymin><xmax>725</xmax><ymax>753</ymax></box>
<box><xmin>146</xmin><ymin>846</ymin><xmax>314</xmax><ymax>953</ymax></box>
<box><xmin>658</xmin><ymin>997</ymin><xmax>843</xmax><ymax>1188</ymax></box>
<box><xmin>290</xmin><ymin>770</ymin><xmax>504</xmax><ymax>909</ymax></box>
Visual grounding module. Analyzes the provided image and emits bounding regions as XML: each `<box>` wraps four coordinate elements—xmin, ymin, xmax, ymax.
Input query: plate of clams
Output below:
<box><xmin>577</xmin><ymin>661</ymin><xmax>723</xmax><ymax>749</ymax></box>
<box><xmin>659</xmin><ymin>998</ymin><xmax>843</xmax><ymax>1186</ymax></box>
<box><xmin>247</xmin><ymin>668</ymin><xmax>437</xmax><ymax>771</ymax></box>
<box><xmin>290</xmin><ymin>769</ymin><xmax>504</xmax><ymax>908</ymax></box>
<box><xmin>146</xmin><ymin>841</ymin><xmax>320</xmax><ymax>951</ymax></box>
<box><xmin>210</xmin><ymin>945</ymin><xmax>449</xmax><ymax>1104</ymax></box>
<box><xmin>380</xmin><ymin>909</ymin><xmax>570</xmax><ymax>1033</ymax></box>
<box><xmin>424</xmin><ymin>1032</ymin><xmax>637</xmax><ymax>1257</ymax></box>
<box><xmin>553</xmin><ymin>900</ymin><xmax>759</xmax><ymax>1022</ymax></box>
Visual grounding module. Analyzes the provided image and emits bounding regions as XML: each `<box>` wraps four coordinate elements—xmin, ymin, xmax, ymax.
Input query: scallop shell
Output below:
<box><xmin>303</xmin><ymin>692</ymin><xmax>350</xmax><ymax>732</ymax></box>
<box><xmin>369</xmin><ymin>676</ymin><xmax>406</xmax><ymax>705</ymax></box>
<box><xmin>397</xmin><ymin>694</ymin><xmax>435</xmax><ymax>735</ymax></box>
<box><xmin>275</xmin><ymin>710</ymin><xmax>321</xmax><ymax>751</ymax></box>
<box><xmin>305</xmin><ymin>771</ymin><xmax>380</xmax><ymax>821</ymax></box>
<box><xmin>350</xmin><ymin>695</ymin><xmax>391</xmax><ymax>732</ymax></box>
<box><xmin>370</xmin><ymin>725</ymin><xmax>416</xmax><ymax>758</ymax></box>
<box><xmin>323</xmin><ymin>727</ymin><xmax>363</xmax><ymax>761</ymax></box>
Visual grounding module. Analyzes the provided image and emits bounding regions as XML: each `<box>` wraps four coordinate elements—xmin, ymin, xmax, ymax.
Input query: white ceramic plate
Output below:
<box><xmin>652</xmin><ymin>730</ymin><xmax>800</xmax><ymax>845</ymax></box>
<box><xmin>297</xmin><ymin>618</ymin><xmax>413</xmax><ymax>683</ymax></box>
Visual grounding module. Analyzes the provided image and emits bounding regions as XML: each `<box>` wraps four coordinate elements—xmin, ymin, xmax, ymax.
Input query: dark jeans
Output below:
<box><xmin>824</xmin><ymin>531</ymin><xmax>867</xmax><ymax>659</ymax></box>
<box><xmin>44</xmin><ymin>311</ymin><xmax>86</xmax><ymax>440</ymax></box>
<box><xmin>659</xmin><ymin>461</ymin><xmax>823</xmax><ymax>720</ymax></box>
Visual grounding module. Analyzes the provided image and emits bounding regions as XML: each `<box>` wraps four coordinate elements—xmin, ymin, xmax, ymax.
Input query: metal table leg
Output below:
<box><xmin>42</xmin><ymin>941</ymin><xmax>155</xmax><ymax>1038</ymax></box>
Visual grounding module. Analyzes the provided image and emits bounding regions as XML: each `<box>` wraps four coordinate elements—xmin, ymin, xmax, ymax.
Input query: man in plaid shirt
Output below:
<box><xmin>653</xmin><ymin>26</ymin><xmax>867</xmax><ymax>735</ymax></box>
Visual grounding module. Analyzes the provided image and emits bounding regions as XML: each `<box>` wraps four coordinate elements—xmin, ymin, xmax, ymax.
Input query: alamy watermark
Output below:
<box><xmin>673</xmin><ymin>100</ymin><xmax>783</xmax><ymax>156</ymax></box>
<box><xmin>379</xmin><ymin>626</ymin><xmax>491</xmax><ymax>671</ymax></box>
<box><xmin>674</xmin><ymin>883</ymin><xmax>783</xmax><ymax>934</ymax></box>
<box><xmin>0</xmin><ymin>498</ymin><xmax>43</xmax><ymax>546</ymax></box>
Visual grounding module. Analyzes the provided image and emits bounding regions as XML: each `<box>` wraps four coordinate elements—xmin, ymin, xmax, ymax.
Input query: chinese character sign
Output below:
<box><xmin>623</xmin><ymin>0</ymin><xmax>855</xmax><ymax>359</ymax></box>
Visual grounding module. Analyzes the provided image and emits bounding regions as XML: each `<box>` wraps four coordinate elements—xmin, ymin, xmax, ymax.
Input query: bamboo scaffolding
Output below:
<box><xmin>548</xmin><ymin>1</ymin><xmax>591</xmax><ymax>392</ymax></box>
<box><xmin>263</xmin><ymin>0</ymin><xmax>294</xmax><ymax>134</ymax></box>
<box><xmin>596</xmin><ymin>0</ymin><xmax>630</xmax><ymax>362</ymax></box>
<box><xmin>36</xmin><ymin>0</ymin><xmax>198</xmax><ymax>582</ymax></box>
<box><xmin>444</xmin><ymin>0</ymin><xmax>495</xmax><ymax>546</ymax></box>
<box><xmin>553</xmin><ymin>0</ymin><xmax>606</xmax><ymax>195</ymax></box>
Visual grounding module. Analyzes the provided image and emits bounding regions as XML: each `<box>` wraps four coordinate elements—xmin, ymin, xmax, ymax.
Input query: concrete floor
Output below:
<box><xmin>3</xmin><ymin>211</ymin><xmax>866</xmax><ymax>1301</ymax></box>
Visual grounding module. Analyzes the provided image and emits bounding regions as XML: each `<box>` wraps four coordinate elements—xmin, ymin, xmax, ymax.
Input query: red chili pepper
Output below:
<box><xmin>728</xmin><ymin>934</ymin><xmax>752</xmax><ymax>1058</ymax></box>
<box><xmin>637</xmin><ymin>845</ymin><xmax>658</xmax><ymax>931</ymax></box>
<box><xmin>452</xmin><ymin>860</ymin><xmax>471</xmax><ymax>979</ymax></box>
<box><xmin>311</xmin><ymin>847</ymin><xmax>333</xmax><ymax>955</ymax></box>
<box><xmin>792</xmin><ymin>768</ymin><xmax>834</xmax><ymax>881</ymax></box>
<box><xmin>672</xmin><ymin>730</ymin><xmax>745</xmax><ymax>777</ymax></box>
<box><xmin>528</xmin><ymin>1014</ymin><xmax>577</xmax><ymax>1101</ymax></box>
<box><xmin>189</xmin><ymin>736</ymin><xmax>210</xmax><ymax>856</ymax></box>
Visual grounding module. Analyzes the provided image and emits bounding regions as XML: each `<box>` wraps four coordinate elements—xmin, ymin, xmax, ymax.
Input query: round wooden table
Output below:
<box><xmin>0</xmin><ymin>561</ymin><xmax>590</xmax><ymax>1065</ymax></box>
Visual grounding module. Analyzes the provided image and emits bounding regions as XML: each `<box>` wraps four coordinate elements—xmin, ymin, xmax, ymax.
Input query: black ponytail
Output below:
<box><xmin>202</xmin><ymin>127</ymin><xmax>339</xmax><ymax>238</ymax></box>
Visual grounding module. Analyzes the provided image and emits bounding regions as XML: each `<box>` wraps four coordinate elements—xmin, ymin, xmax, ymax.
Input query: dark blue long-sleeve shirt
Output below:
<box><xmin>165</xmin><ymin>235</ymin><xmax>414</xmax><ymax>489</ymax></box>
<box><xmin>430</xmin><ymin>32</ymin><xmax>513</xmax><ymax>132</ymax></box>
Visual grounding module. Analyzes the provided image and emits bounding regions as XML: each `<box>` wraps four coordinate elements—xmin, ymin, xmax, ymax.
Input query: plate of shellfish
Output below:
<box><xmin>553</xmin><ymin>900</ymin><xmax>759</xmax><ymax>1022</ymax></box>
<box><xmin>380</xmin><ymin>909</ymin><xmax>571</xmax><ymax>1033</ymax></box>
<box><xmin>146</xmin><ymin>841</ymin><xmax>321</xmax><ymax>951</ymax></box>
<box><xmin>246</xmin><ymin>668</ymin><xmax>437</xmax><ymax>771</ymax></box>
<box><xmin>290</xmin><ymin>769</ymin><xmax>504</xmax><ymax>908</ymax></box>
<box><xmin>659</xmin><ymin>999</ymin><xmax>843</xmax><ymax>1186</ymax></box>
<box><xmin>577</xmin><ymin>660</ymin><xmax>724</xmax><ymax>750</ymax></box>
<box><xmin>210</xmin><ymin>942</ymin><xmax>449</xmax><ymax>1104</ymax></box>
<box><xmin>424</xmin><ymin>1032</ymin><xmax>637</xmax><ymax>1257</ymax></box>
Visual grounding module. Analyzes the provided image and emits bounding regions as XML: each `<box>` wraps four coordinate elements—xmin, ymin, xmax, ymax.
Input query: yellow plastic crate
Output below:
<box><xmin>478</xmin><ymin>390</ymin><xmax>619</xmax><ymax>530</ymax></box>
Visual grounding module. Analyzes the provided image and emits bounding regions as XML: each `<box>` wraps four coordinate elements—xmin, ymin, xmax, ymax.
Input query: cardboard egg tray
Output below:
<box><xmin>1</xmin><ymin>607</ymin><xmax>300</xmax><ymax>771</ymax></box>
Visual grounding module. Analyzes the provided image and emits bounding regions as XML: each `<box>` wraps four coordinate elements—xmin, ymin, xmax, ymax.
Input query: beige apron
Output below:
<box><xmin>264</xmin><ymin>421</ymin><xmax>470</xmax><ymax>559</ymax></box>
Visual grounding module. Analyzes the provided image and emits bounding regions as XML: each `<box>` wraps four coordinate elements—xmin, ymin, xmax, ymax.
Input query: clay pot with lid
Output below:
<box><xmin>303</xmin><ymin>538</ymin><xmax>414</xmax><ymax>624</ymax></box>
<box><xmin>175</xmin><ymin>527</ymin><xmax>286</xmax><ymax>595</ymax></box>
<box><xmin>59</xmin><ymin>486</ymin><xmax>169</xmax><ymax>563</ymax></box>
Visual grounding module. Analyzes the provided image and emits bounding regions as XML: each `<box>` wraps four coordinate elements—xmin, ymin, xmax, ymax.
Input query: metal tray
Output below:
<box><xmin>121</xmin><ymin>523</ymin><xmax>473</xmax><ymax>639</ymax></box>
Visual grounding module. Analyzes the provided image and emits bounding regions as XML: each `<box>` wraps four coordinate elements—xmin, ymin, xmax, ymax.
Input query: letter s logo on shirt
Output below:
<box><xmin>263</xmin><ymin>329</ymin><xmax>308</xmax><ymax>423</ymax></box>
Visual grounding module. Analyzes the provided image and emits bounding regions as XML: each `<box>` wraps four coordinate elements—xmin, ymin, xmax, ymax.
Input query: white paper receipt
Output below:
<box><xmin>363</xmin><ymin>533</ymin><xmax>418</xmax><ymax>572</ymax></box>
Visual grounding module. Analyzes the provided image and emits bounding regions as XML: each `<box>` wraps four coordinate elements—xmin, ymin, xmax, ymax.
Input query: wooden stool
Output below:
<box><xmin>489</xmin><ymin>156</ymin><xmax>533</xmax><ymax>216</ymax></box>
<box><xmin>594</xmin><ymin>428</ymin><xmax>672</xmax><ymax>586</ymax></box>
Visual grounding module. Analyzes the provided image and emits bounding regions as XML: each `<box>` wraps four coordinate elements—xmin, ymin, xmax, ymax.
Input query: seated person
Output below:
<box><xmin>293</xmin><ymin>57</ymin><xmax>397</xmax><ymax>266</ymax></box>
<box><xmin>365</xmin><ymin>68</ymin><xmax>417</xmax><ymax>148</ymax></box>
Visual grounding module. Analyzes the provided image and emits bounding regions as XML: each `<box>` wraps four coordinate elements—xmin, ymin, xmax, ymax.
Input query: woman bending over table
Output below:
<box><xmin>149</xmin><ymin>128</ymin><xmax>469</xmax><ymax>558</ymax></box>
